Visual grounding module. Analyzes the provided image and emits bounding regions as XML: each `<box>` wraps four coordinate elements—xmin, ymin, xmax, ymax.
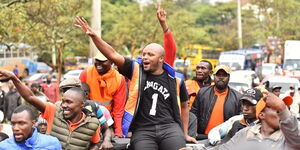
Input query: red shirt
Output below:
<box><xmin>164</xmin><ymin>30</ymin><xmax>177</xmax><ymax>67</ymax></box>
<box><xmin>41</xmin><ymin>83</ymin><xmax>60</xmax><ymax>103</ymax></box>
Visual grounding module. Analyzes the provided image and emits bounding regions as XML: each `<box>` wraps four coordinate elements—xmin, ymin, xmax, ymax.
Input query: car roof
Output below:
<box><xmin>261</xmin><ymin>75</ymin><xmax>299</xmax><ymax>84</ymax></box>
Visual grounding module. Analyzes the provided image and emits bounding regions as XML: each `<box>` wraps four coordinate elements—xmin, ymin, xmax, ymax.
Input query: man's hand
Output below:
<box><xmin>0</xmin><ymin>70</ymin><xmax>16</xmax><ymax>81</ymax></box>
<box><xmin>75</xmin><ymin>16</ymin><xmax>96</xmax><ymax>36</ymax></box>
<box><xmin>99</xmin><ymin>140</ymin><xmax>113</xmax><ymax>150</ymax></box>
<box><xmin>264</xmin><ymin>92</ymin><xmax>287</xmax><ymax>113</ymax></box>
<box><xmin>185</xmin><ymin>135</ymin><xmax>197</xmax><ymax>144</ymax></box>
<box><xmin>156</xmin><ymin>4</ymin><xmax>168</xmax><ymax>32</ymax></box>
<box><xmin>157</xmin><ymin>4</ymin><xmax>167</xmax><ymax>23</ymax></box>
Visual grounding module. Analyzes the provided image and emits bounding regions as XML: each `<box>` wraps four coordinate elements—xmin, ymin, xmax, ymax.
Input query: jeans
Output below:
<box><xmin>130</xmin><ymin>123</ymin><xmax>186</xmax><ymax>150</ymax></box>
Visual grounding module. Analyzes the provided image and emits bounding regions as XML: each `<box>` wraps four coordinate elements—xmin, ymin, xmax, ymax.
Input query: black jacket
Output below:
<box><xmin>191</xmin><ymin>85</ymin><xmax>242</xmax><ymax>134</ymax></box>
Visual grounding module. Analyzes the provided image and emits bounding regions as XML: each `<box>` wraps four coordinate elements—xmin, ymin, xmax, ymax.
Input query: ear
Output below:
<box><xmin>32</xmin><ymin>120</ymin><xmax>36</xmax><ymax>129</ymax></box>
<box><xmin>258</xmin><ymin>112</ymin><xmax>265</xmax><ymax>120</ymax></box>
<box><xmin>159</xmin><ymin>57</ymin><xmax>164</xmax><ymax>63</ymax></box>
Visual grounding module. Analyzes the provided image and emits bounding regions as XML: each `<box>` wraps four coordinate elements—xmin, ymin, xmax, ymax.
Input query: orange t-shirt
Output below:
<box><xmin>42</xmin><ymin>102</ymin><xmax>100</xmax><ymax>143</ymax></box>
<box><xmin>204</xmin><ymin>87</ymin><xmax>228</xmax><ymax>134</ymax></box>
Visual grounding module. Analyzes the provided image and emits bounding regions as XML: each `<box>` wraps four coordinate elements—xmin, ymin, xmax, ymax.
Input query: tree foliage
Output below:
<box><xmin>1</xmin><ymin>0</ymin><xmax>300</xmax><ymax>63</ymax></box>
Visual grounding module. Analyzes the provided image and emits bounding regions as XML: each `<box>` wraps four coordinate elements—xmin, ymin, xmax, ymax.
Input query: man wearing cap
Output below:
<box><xmin>271</xmin><ymin>85</ymin><xmax>281</xmax><ymax>97</ymax></box>
<box><xmin>209</xmin><ymin>92</ymin><xmax>300</xmax><ymax>150</ymax></box>
<box><xmin>191</xmin><ymin>65</ymin><xmax>242</xmax><ymax>139</ymax></box>
<box><xmin>79</xmin><ymin>52</ymin><xmax>126</xmax><ymax>138</ymax></box>
<box><xmin>59</xmin><ymin>78</ymin><xmax>113</xmax><ymax>149</ymax></box>
<box><xmin>208</xmin><ymin>88</ymin><xmax>263</xmax><ymax>145</ymax></box>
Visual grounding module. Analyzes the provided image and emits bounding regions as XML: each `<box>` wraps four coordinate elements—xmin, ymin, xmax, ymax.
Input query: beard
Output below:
<box><xmin>215</xmin><ymin>81</ymin><xmax>228</xmax><ymax>90</ymax></box>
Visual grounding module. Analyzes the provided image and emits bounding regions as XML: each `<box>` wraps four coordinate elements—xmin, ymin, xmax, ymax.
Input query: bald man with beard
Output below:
<box><xmin>76</xmin><ymin>16</ymin><xmax>196</xmax><ymax>150</ymax></box>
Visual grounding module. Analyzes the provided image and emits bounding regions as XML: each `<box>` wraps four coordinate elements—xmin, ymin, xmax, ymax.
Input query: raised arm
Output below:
<box><xmin>157</xmin><ymin>4</ymin><xmax>176</xmax><ymax>66</ymax></box>
<box><xmin>0</xmin><ymin>70</ymin><xmax>46</xmax><ymax>113</ymax></box>
<box><xmin>265</xmin><ymin>93</ymin><xmax>300</xmax><ymax>149</ymax></box>
<box><xmin>75</xmin><ymin>17</ymin><xmax>125</xmax><ymax>68</ymax></box>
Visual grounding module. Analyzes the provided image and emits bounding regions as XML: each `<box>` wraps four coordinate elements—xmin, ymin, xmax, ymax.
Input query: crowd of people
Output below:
<box><xmin>0</xmin><ymin>5</ymin><xmax>299</xmax><ymax>150</ymax></box>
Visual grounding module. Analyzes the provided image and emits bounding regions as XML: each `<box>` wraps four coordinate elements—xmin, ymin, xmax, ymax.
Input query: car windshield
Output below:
<box><xmin>283</xmin><ymin>59</ymin><xmax>300</xmax><ymax>70</ymax></box>
<box><xmin>229</xmin><ymin>82</ymin><xmax>249</xmax><ymax>92</ymax></box>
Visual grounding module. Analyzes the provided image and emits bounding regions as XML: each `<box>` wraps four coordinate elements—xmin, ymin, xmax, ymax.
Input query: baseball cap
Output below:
<box><xmin>213</xmin><ymin>65</ymin><xmax>231</xmax><ymax>75</ymax></box>
<box><xmin>35</xmin><ymin>116</ymin><xmax>47</xmax><ymax>126</ymax></box>
<box><xmin>255</xmin><ymin>95</ymin><xmax>293</xmax><ymax>119</ymax></box>
<box><xmin>31</xmin><ymin>83</ymin><xmax>40</xmax><ymax>88</ymax></box>
<box><xmin>271</xmin><ymin>85</ymin><xmax>281</xmax><ymax>91</ymax></box>
<box><xmin>240</xmin><ymin>88</ymin><xmax>263</xmax><ymax>105</ymax></box>
<box><xmin>94</xmin><ymin>52</ymin><xmax>107</xmax><ymax>61</ymax></box>
<box><xmin>59</xmin><ymin>77</ymin><xmax>81</xmax><ymax>90</ymax></box>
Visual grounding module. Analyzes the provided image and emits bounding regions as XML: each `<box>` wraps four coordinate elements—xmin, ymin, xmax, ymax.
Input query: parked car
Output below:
<box><xmin>260</xmin><ymin>75</ymin><xmax>300</xmax><ymax>98</ymax></box>
<box><xmin>261</xmin><ymin>63</ymin><xmax>282</xmax><ymax>78</ymax></box>
<box><xmin>229</xmin><ymin>70</ymin><xmax>260</xmax><ymax>93</ymax></box>
<box><xmin>24</xmin><ymin>73</ymin><xmax>57</xmax><ymax>87</ymax></box>
<box><xmin>62</xmin><ymin>69</ymin><xmax>83</xmax><ymax>80</ymax></box>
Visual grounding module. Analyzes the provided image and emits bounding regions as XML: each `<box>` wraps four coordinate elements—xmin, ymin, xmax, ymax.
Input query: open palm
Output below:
<box><xmin>75</xmin><ymin>16</ymin><xmax>94</xmax><ymax>36</ymax></box>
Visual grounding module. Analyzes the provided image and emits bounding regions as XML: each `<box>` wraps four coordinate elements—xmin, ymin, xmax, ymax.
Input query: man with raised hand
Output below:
<box><xmin>208</xmin><ymin>92</ymin><xmax>300</xmax><ymax>150</ymax></box>
<box><xmin>0</xmin><ymin>70</ymin><xmax>101</xmax><ymax>150</ymax></box>
<box><xmin>76</xmin><ymin>14</ymin><xmax>196</xmax><ymax>150</ymax></box>
<box><xmin>157</xmin><ymin>4</ymin><xmax>176</xmax><ymax>67</ymax></box>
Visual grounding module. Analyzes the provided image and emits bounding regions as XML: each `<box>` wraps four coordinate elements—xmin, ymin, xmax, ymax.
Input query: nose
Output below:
<box><xmin>61</xmin><ymin>101</ymin><xmax>67</xmax><ymax>108</ymax></box>
<box><xmin>12</xmin><ymin>124</ymin><xmax>20</xmax><ymax>132</ymax></box>
<box><xmin>242</xmin><ymin>105</ymin><xmax>249</xmax><ymax>111</ymax></box>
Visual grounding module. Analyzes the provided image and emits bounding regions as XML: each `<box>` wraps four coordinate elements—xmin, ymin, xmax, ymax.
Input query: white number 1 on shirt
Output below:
<box><xmin>149</xmin><ymin>93</ymin><xmax>158</xmax><ymax>116</ymax></box>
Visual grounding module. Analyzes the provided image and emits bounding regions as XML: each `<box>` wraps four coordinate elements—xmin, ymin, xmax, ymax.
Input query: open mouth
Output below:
<box><xmin>63</xmin><ymin>110</ymin><xmax>71</xmax><ymax>116</ymax></box>
<box><xmin>196</xmin><ymin>73</ymin><xmax>204</xmax><ymax>77</ymax></box>
<box><xmin>143</xmin><ymin>62</ymin><xmax>150</xmax><ymax>67</ymax></box>
<box><xmin>14</xmin><ymin>134</ymin><xmax>23</xmax><ymax>139</ymax></box>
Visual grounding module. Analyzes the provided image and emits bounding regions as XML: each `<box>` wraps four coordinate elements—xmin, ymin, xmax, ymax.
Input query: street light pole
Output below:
<box><xmin>90</xmin><ymin>0</ymin><xmax>101</xmax><ymax>57</ymax></box>
<box><xmin>237</xmin><ymin>0</ymin><xmax>243</xmax><ymax>49</ymax></box>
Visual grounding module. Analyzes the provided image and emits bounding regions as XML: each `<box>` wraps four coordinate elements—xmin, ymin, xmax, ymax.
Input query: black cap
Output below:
<box><xmin>240</xmin><ymin>88</ymin><xmax>263</xmax><ymax>105</ymax></box>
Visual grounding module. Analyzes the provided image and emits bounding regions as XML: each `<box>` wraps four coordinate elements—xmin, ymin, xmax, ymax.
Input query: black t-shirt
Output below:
<box><xmin>119</xmin><ymin>57</ymin><xmax>189</xmax><ymax>127</ymax></box>
<box><xmin>134</xmin><ymin>71</ymin><xmax>175</xmax><ymax>127</ymax></box>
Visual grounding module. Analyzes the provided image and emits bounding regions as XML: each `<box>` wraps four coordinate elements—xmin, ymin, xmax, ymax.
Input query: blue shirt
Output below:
<box><xmin>0</xmin><ymin>128</ymin><xmax>61</xmax><ymax>150</ymax></box>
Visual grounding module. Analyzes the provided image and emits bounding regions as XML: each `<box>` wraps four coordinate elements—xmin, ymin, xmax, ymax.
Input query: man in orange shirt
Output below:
<box><xmin>0</xmin><ymin>70</ymin><xmax>101</xmax><ymax>150</ymax></box>
<box><xmin>80</xmin><ymin>52</ymin><xmax>126</xmax><ymax>138</ymax></box>
<box><xmin>191</xmin><ymin>65</ymin><xmax>242</xmax><ymax>140</ymax></box>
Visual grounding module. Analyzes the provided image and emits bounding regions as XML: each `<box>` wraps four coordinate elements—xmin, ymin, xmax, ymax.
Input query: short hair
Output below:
<box><xmin>0</xmin><ymin>132</ymin><xmax>9</xmax><ymax>141</ymax></box>
<box><xmin>13</xmin><ymin>105</ymin><xmax>35</xmax><ymax>120</ymax></box>
<box><xmin>65</xmin><ymin>87</ymin><xmax>86</xmax><ymax>101</ymax></box>
<box><xmin>200</xmin><ymin>60</ymin><xmax>213</xmax><ymax>70</ymax></box>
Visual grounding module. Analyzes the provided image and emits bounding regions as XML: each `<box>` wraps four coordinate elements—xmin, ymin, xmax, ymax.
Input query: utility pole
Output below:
<box><xmin>237</xmin><ymin>0</ymin><xmax>243</xmax><ymax>49</ymax></box>
<box><xmin>90</xmin><ymin>0</ymin><xmax>101</xmax><ymax>57</ymax></box>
